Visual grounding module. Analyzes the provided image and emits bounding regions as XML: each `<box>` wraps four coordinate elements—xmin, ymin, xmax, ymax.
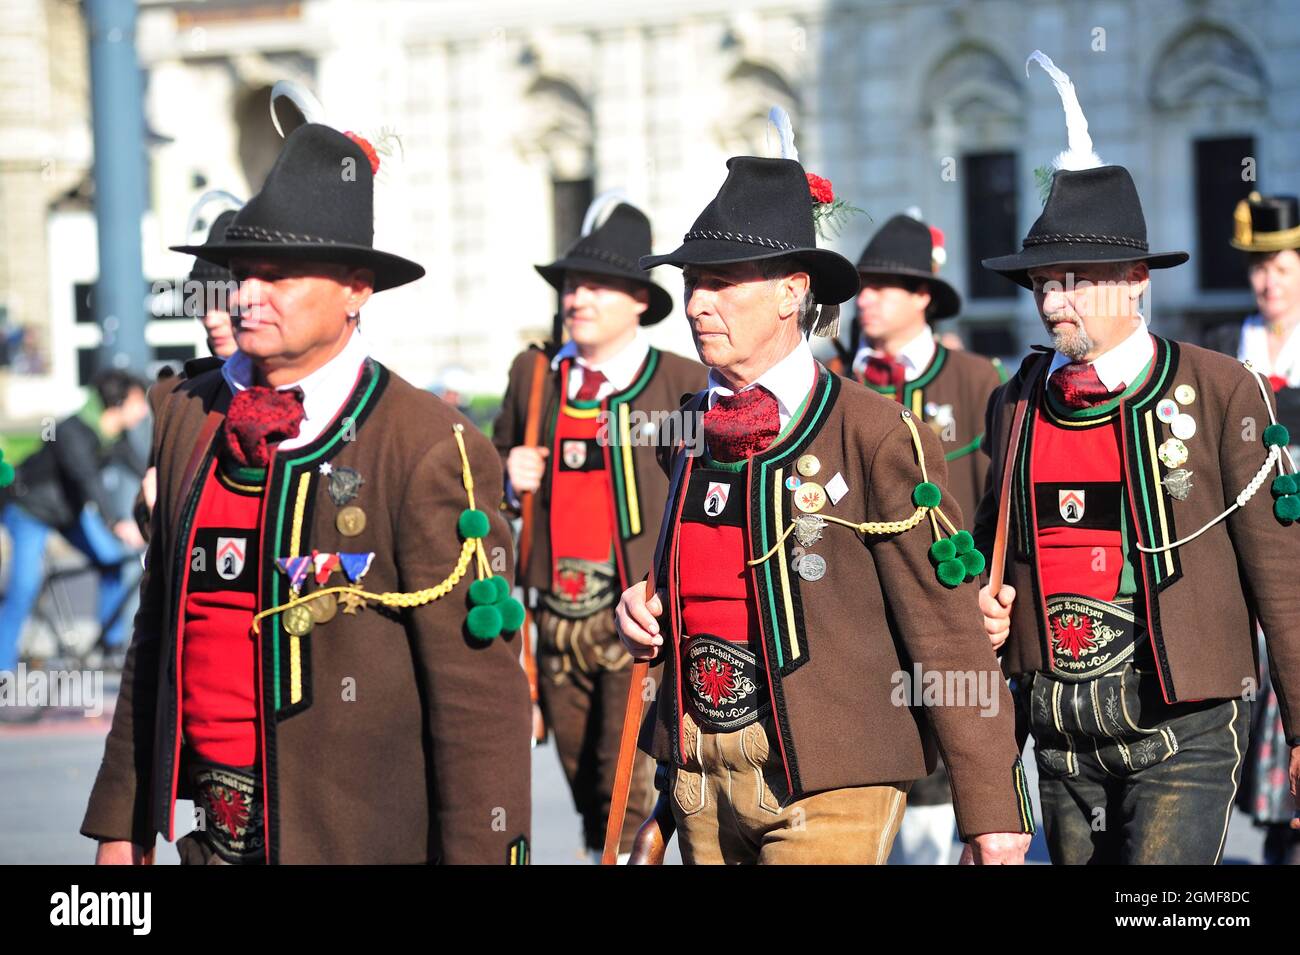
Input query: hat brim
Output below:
<box><xmin>171</xmin><ymin>241</ymin><xmax>426</xmax><ymax>293</ymax></box>
<box><xmin>856</xmin><ymin>264</ymin><xmax>962</xmax><ymax>319</ymax></box>
<box><xmin>534</xmin><ymin>256</ymin><xmax>674</xmax><ymax>326</ymax></box>
<box><xmin>1229</xmin><ymin>236</ymin><xmax>1300</xmax><ymax>253</ymax></box>
<box><xmin>640</xmin><ymin>239</ymin><xmax>860</xmax><ymax>306</ymax></box>
<box><xmin>980</xmin><ymin>244</ymin><xmax>1189</xmax><ymax>290</ymax></box>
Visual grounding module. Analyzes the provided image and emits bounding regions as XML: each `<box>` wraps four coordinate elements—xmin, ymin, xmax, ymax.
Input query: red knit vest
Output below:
<box><xmin>181</xmin><ymin>458</ymin><xmax>264</xmax><ymax>767</ymax></box>
<box><xmin>549</xmin><ymin>400</ymin><xmax>616</xmax><ymax>581</ymax></box>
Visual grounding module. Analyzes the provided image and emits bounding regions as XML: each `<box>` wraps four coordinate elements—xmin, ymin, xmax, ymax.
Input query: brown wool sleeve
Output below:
<box><xmin>1221</xmin><ymin>371</ymin><xmax>1300</xmax><ymax>741</ymax></box>
<box><xmin>395</xmin><ymin>426</ymin><xmax>532</xmax><ymax>863</ymax></box>
<box><xmin>865</xmin><ymin>419</ymin><xmax>1031</xmax><ymax>839</ymax></box>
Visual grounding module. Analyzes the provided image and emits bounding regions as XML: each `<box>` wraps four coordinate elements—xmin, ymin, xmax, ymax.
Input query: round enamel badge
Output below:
<box><xmin>1158</xmin><ymin>438</ymin><xmax>1189</xmax><ymax>469</ymax></box>
<box><xmin>797</xmin><ymin>454</ymin><xmax>821</xmax><ymax>477</ymax></box>
<box><xmin>1171</xmin><ymin>413</ymin><xmax>1196</xmax><ymax>441</ymax></box>
<box><xmin>1174</xmin><ymin>384</ymin><xmax>1196</xmax><ymax>405</ymax></box>
<box><xmin>1156</xmin><ymin>399</ymin><xmax>1178</xmax><ymax>423</ymax></box>
<box><xmin>794</xmin><ymin>482</ymin><xmax>826</xmax><ymax>513</ymax></box>
<box><xmin>797</xmin><ymin>553</ymin><xmax>827</xmax><ymax>581</ymax></box>
<box><xmin>785</xmin><ymin>475</ymin><xmax>802</xmax><ymax>491</ymax></box>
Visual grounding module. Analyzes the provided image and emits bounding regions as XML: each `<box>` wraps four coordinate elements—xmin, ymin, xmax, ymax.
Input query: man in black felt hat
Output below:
<box><xmin>492</xmin><ymin>196</ymin><xmax>703</xmax><ymax>861</ymax></box>
<box><xmin>82</xmin><ymin>104</ymin><xmax>531</xmax><ymax>864</ymax></box>
<box><xmin>615</xmin><ymin>124</ymin><xmax>1034</xmax><ymax>864</ymax></box>
<box><xmin>975</xmin><ymin>52</ymin><xmax>1300</xmax><ymax>864</ymax></box>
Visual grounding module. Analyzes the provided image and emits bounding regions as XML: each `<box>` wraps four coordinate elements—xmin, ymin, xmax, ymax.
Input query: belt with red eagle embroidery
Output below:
<box><xmin>1045</xmin><ymin>594</ymin><xmax>1137</xmax><ymax>682</ymax></box>
<box><xmin>682</xmin><ymin>634</ymin><xmax>770</xmax><ymax>731</ymax></box>
<box><xmin>187</xmin><ymin>755</ymin><xmax>265</xmax><ymax>864</ymax></box>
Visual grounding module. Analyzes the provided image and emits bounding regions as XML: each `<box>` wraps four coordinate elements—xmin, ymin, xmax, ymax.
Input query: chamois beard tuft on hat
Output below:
<box><xmin>1027</xmin><ymin>50</ymin><xmax>1103</xmax><ymax>173</ymax></box>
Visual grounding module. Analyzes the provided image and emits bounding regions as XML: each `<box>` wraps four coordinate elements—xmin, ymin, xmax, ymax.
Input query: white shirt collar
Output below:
<box><xmin>222</xmin><ymin>328</ymin><xmax>371</xmax><ymax>451</ymax></box>
<box><xmin>1238</xmin><ymin>313</ymin><xmax>1300</xmax><ymax>386</ymax></box>
<box><xmin>851</xmin><ymin>326</ymin><xmax>937</xmax><ymax>382</ymax></box>
<box><xmin>551</xmin><ymin>329</ymin><xmax>650</xmax><ymax>399</ymax></box>
<box><xmin>1048</xmin><ymin>322</ymin><xmax>1153</xmax><ymax>392</ymax></box>
<box><xmin>707</xmin><ymin>337</ymin><xmax>817</xmax><ymax>429</ymax></box>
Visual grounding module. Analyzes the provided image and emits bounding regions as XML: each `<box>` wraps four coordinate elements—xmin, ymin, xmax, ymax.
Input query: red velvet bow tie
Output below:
<box><xmin>574</xmin><ymin>367</ymin><xmax>607</xmax><ymax>402</ymax></box>
<box><xmin>224</xmin><ymin>386</ymin><xmax>306</xmax><ymax>468</ymax></box>
<box><xmin>862</xmin><ymin>354</ymin><xmax>906</xmax><ymax>392</ymax></box>
<box><xmin>1049</xmin><ymin>363</ymin><xmax>1124</xmax><ymax>410</ymax></box>
<box><xmin>704</xmin><ymin>385</ymin><xmax>780</xmax><ymax>463</ymax></box>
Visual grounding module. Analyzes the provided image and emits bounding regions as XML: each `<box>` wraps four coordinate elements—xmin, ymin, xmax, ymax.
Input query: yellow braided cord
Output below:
<box><xmin>252</xmin><ymin>424</ymin><xmax>484</xmax><ymax>634</ymax></box>
<box><xmin>933</xmin><ymin>505</ymin><xmax>959</xmax><ymax>537</ymax></box>
<box><xmin>745</xmin><ymin>412</ymin><xmax>938</xmax><ymax>567</ymax></box>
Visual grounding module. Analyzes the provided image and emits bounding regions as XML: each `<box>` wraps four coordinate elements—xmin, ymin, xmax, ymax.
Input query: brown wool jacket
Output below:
<box><xmin>491</xmin><ymin>344</ymin><xmax>705</xmax><ymax>594</ymax></box>
<box><xmin>642</xmin><ymin>364</ymin><xmax>1036</xmax><ymax>839</ymax></box>
<box><xmin>855</xmin><ymin>343</ymin><xmax>1005</xmax><ymax>524</ymax></box>
<box><xmin>973</xmin><ymin>336</ymin><xmax>1300</xmax><ymax>744</ymax></box>
<box><xmin>81</xmin><ymin>358</ymin><xmax>532</xmax><ymax>863</ymax></box>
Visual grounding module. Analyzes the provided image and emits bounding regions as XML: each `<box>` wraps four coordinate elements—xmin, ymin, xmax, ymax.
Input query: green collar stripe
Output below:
<box><xmin>1126</xmin><ymin>345</ymin><xmax>1174</xmax><ymax>584</ymax></box>
<box><xmin>607</xmin><ymin>349</ymin><xmax>660</xmax><ymax>539</ymax></box>
<box><xmin>268</xmin><ymin>365</ymin><xmax>381</xmax><ymax>710</ymax></box>
<box><xmin>757</xmin><ymin>372</ymin><xmax>833</xmax><ymax>670</ymax></box>
<box><xmin>944</xmin><ymin>434</ymin><xmax>983</xmax><ymax>462</ymax></box>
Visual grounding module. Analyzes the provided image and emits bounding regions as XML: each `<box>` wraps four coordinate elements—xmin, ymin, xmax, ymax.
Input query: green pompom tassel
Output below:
<box><xmin>912</xmin><ymin>482</ymin><xmax>942</xmax><ymax>508</ymax></box>
<box><xmin>468</xmin><ymin>578</ymin><xmax>498</xmax><ymax>607</ymax></box>
<box><xmin>490</xmin><ymin>575</ymin><xmax>511</xmax><ymax>602</ymax></box>
<box><xmin>1275</xmin><ymin>495</ymin><xmax>1300</xmax><ymax>524</ymax></box>
<box><xmin>498</xmin><ymin>597</ymin><xmax>526</xmax><ymax>633</ymax></box>
<box><xmin>960</xmin><ymin>549</ymin><xmax>986</xmax><ymax>578</ymax></box>
<box><xmin>1272</xmin><ymin>474</ymin><xmax>1299</xmax><ymax>498</ymax></box>
<box><xmin>951</xmin><ymin>530</ymin><xmax>974</xmax><ymax>555</ymax></box>
<box><xmin>937</xmin><ymin>559</ymin><xmax>966</xmax><ymax>588</ymax></box>
<box><xmin>929</xmin><ymin>538</ymin><xmax>957</xmax><ymax>564</ymax></box>
<box><xmin>467</xmin><ymin>605</ymin><xmax>504</xmax><ymax>641</ymax></box>
<box><xmin>458</xmin><ymin>508</ymin><xmax>491</xmax><ymax>540</ymax></box>
<box><xmin>1264</xmin><ymin>424</ymin><xmax>1291</xmax><ymax>448</ymax></box>
<box><xmin>0</xmin><ymin>460</ymin><xmax>13</xmax><ymax>488</ymax></box>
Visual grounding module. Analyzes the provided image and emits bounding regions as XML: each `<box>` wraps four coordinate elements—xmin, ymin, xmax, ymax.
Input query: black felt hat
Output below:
<box><xmin>171</xmin><ymin>123</ymin><xmax>425</xmax><ymax>292</ymax></box>
<box><xmin>535</xmin><ymin>201</ymin><xmax>674</xmax><ymax>325</ymax></box>
<box><xmin>856</xmin><ymin>214</ymin><xmax>961</xmax><ymax>319</ymax></box>
<box><xmin>982</xmin><ymin>165</ymin><xmax>1188</xmax><ymax>290</ymax></box>
<box><xmin>640</xmin><ymin>156</ymin><xmax>860</xmax><ymax>305</ymax></box>
<box><xmin>1232</xmin><ymin>192</ymin><xmax>1300</xmax><ymax>252</ymax></box>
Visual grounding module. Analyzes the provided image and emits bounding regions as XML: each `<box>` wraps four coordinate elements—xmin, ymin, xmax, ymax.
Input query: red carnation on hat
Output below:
<box><xmin>807</xmin><ymin>173</ymin><xmax>834</xmax><ymax>205</ymax></box>
<box><xmin>345</xmin><ymin>131</ymin><xmax>380</xmax><ymax>174</ymax></box>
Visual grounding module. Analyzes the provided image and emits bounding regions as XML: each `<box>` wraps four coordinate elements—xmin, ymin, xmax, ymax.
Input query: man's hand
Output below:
<box><xmin>978</xmin><ymin>583</ymin><xmax>1016</xmax><ymax>652</ymax></box>
<box><xmin>95</xmin><ymin>840</ymin><xmax>151</xmax><ymax>865</ymax></box>
<box><xmin>506</xmin><ymin>446</ymin><xmax>549</xmax><ymax>495</ymax></box>
<box><xmin>141</xmin><ymin>466</ymin><xmax>158</xmax><ymax>512</ymax></box>
<box><xmin>615</xmin><ymin>582</ymin><xmax>664</xmax><ymax>661</ymax></box>
<box><xmin>113</xmin><ymin>519</ymin><xmax>146</xmax><ymax>552</ymax></box>
<box><xmin>959</xmin><ymin>831</ymin><xmax>1031</xmax><ymax>865</ymax></box>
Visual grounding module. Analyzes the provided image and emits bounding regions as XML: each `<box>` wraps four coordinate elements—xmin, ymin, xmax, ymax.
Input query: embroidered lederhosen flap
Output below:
<box><xmin>683</xmin><ymin>634</ymin><xmax>771</xmax><ymax>732</ymax></box>
<box><xmin>1045</xmin><ymin>594</ymin><xmax>1137</xmax><ymax>682</ymax></box>
<box><xmin>187</xmin><ymin>756</ymin><xmax>265</xmax><ymax>864</ymax></box>
<box><xmin>539</xmin><ymin>556</ymin><xmax>618</xmax><ymax>618</ymax></box>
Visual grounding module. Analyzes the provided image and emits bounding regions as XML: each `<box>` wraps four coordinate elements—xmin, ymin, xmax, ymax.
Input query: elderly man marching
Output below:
<box><xmin>81</xmin><ymin>113</ymin><xmax>531</xmax><ymax>864</ymax></box>
<box><xmin>975</xmin><ymin>53</ymin><xmax>1300</xmax><ymax>864</ymax></box>
<box><xmin>615</xmin><ymin>123</ymin><xmax>1034</xmax><ymax>864</ymax></box>
<box><xmin>493</xmin><ymin>197</ymin><xmax>703</xmax><ymax>861</ymax></box>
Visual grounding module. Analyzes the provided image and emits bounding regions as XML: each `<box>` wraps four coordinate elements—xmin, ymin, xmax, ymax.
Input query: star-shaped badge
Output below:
<box><xmin>319</xmin><ymin>462</ymin><xmax>333</xmax><ymax>476</ymax></box>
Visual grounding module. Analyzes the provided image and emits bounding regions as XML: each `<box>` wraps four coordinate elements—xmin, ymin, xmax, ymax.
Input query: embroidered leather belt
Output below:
<box><xmin>186</xmin><ymin>754</ymin><xmax>266</xmax><ymax>865</ymax></box>
<box><xmin>682</xmin><ymin>634</ymin><xmax>770</xmax><ymax>731</ymax></box>
<box><xmin>1045</xmin><ymin>594</ymin><xmax>1137</xmax><ymax>682</ymax></box>
<box><xmin>541</xmin><ymin>556</ymin><xmax>618</xmax><ymax>619</ymax></box>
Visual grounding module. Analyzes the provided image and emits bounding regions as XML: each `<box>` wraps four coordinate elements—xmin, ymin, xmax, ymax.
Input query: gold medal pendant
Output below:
<box><xmin>307</xmin><ymin>592</ymin><xmax>338</xmax><ymax>624</ymax></box>
<box><xmin>283</xmin><ymin>604</ymin><xmax>315</xmax><ymax>636</ymax></box>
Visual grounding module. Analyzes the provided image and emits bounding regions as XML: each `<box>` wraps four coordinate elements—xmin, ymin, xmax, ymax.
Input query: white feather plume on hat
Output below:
<box><xmin>1027</xmin><ymin>50</ymin><xmax>1103</xmax><ymax>172</ymax></box>
<box><xmin>580</xmin><ymin>189</ymin><xmax>630</xmax><ymax>237</ymax></box>
<box><xmin>184</xmin><ymin>190</ymin><xmax>244</xmax><ymax>245</ymax></box>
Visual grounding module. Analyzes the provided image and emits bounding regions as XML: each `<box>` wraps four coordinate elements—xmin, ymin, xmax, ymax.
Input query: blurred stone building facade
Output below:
<box><xmin>2</xmin><ymin>0</ymin><xmax>1298</xmax><ymax>416</ymax></box>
